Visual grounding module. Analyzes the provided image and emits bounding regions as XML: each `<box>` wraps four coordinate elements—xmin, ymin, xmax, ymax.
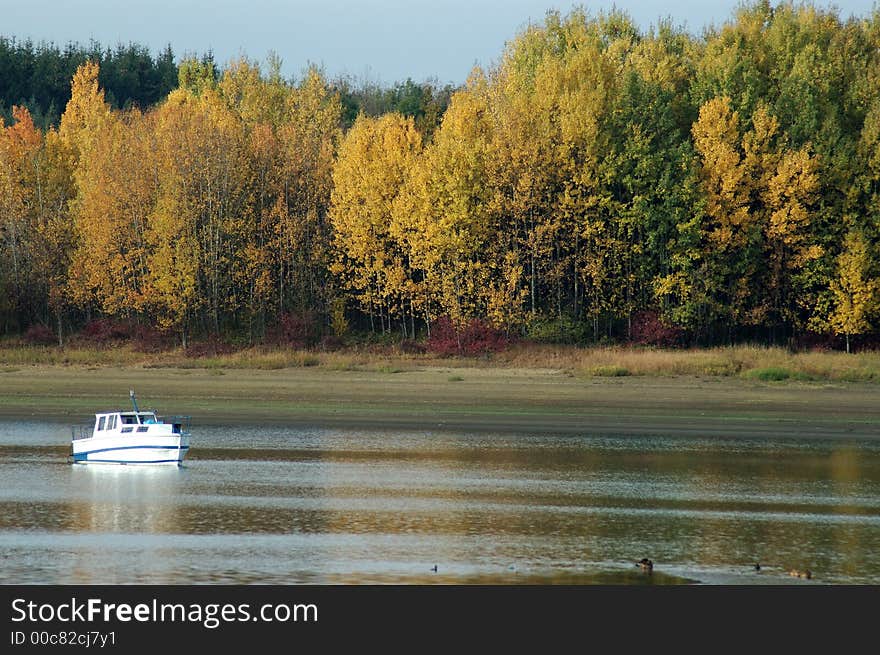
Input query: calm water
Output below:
<box><xmin>2</xmin><ymin>420</ymin><xmax>880</xmax><ymax>584</ymax></box>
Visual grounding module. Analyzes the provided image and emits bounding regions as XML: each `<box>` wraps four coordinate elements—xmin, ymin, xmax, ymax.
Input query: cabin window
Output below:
<box><xmin>97</xmin><ymin>417</ymin><xmax>106</xmax><ymax>431</ymax></box>
<box><xmin>108</xmin><ymin>415</ymin><xmax>117</xmax><ymax>430</ymax></box>
<box><xmin>122</xmin><ymin>415</ymin><xmax>136</xmax><ymax>424</ymax></box>
<box><xmin>121</xmin><ymin>427</ymin><xmax>133</xmax><ymax>433</ymax></box>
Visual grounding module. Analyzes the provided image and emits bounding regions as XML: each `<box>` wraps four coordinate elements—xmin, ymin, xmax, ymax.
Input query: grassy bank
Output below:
<box><xmin>1</xmin><ymin>342</ymin><xmax>879</xmax><ymax>383</ymax></box>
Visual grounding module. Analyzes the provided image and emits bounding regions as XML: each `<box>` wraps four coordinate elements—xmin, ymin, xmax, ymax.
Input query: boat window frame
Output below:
<box><xmin>97</xmin><ymin>416</ymin><xmax>106</xmax><ymax>431</ymax></box>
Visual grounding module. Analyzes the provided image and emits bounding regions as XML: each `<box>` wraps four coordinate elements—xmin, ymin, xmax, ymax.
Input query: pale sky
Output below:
<box><xmin>1</xmin><ymin>1</ymin><xmax>877</xmax><ymax>84</ymax></box>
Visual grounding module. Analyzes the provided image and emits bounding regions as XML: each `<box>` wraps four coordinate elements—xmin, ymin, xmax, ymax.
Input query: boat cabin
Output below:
<box><xmin>93</xmin><ymin>411</ymin><xmax>186</xmax><ymax>435</ymax></box>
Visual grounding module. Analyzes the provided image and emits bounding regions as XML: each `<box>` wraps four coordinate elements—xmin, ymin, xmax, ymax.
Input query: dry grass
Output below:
<box><xmin>1</xmin><ymin>341</ymin><xmax>879</xmax><ymax>382</ymax></box>
<box><xmin>0</xmin><ymin>344</ymin><xmax>147</xmax><ymax>367</ymax></box>
<box><xmin>497</xmin><ymin>344</ymin><xmax>880</xmax><ymax>382</ymax></box>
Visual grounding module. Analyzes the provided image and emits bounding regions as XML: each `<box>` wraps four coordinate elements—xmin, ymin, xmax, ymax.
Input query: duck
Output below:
<box><xmin>430</xmin><ymin>564</ymin><xmax>438</xmax><ymax>573</ymax></box>
<box><xmin>636</xmin><ymin>558</ymin><xmax>653</xmax><ymax>573</ymax></box>
<box><xmin>754</xmin><ymin>562</ymin><xmax>761</xmax><ymax>571</ymax></box>
<box><xmin>788</xmin><ymin>569</ymin><xmax>812</xmax><ymax>580</ymax></box>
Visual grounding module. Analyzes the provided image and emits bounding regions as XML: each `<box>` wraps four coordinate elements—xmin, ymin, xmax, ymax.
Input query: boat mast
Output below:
<box><xmin>130</xmin><ymin>389</ymin><xmax>140</xmax><ymax>413</ymax></box>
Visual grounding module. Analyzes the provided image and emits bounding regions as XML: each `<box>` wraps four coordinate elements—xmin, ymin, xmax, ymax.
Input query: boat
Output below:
<box><xmin>70</xmin><ymin>390</ymin><xmax>191</xmax><ymax>466</ymax></box>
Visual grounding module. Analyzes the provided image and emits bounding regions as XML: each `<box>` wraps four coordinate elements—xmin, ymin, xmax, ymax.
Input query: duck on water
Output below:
<box><xmin>69</xmin><ymin>390</ymin><xmax>191</xmax><ymax>466</ymax></box>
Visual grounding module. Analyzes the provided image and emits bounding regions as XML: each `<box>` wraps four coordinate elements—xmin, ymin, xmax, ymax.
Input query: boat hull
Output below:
<box><xmin>71</xmin><ymin>434</ymin><xmax>189</xmax><ymax>466</ymax></box>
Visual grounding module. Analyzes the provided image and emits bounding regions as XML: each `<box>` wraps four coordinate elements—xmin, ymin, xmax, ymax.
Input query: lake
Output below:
<box><xmin>2</xmin><ymin>420</ymin><xmax>879</xmax><ymax>584</ymax></box>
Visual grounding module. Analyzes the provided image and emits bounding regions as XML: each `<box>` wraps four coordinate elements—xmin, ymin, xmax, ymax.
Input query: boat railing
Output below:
<box><xmin>164</xmin><ymin>416</ymin><xmax>192</xmax><ymax>435</ymax></box>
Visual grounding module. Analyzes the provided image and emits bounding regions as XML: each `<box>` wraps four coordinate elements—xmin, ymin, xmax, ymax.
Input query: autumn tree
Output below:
<box><xmin>0</xmin><ymin>106</ymin><xmax>76</xmax><ymax>339</ymax></box>
<box><xmin>826</xmin><ymin>230</ymin><xmax>879</xmax><ymax>353</ymax></box>
<box><xmin>391</xmin><ymin>73</ymin><xmax>505</xmax><ymax>333</ymax></box>
<box><xmin>146</xmin><ymin>86</ymin><xmax>251</xmax><ymax>345</ymax></box>
<box><xmin>330</xmin><ymin>113</ymin><xmax>421</xmax><ymax>335</ymax></box>
<box><xmin>0</xmin><ymin>107</ymin><xmax>44</xmax><ymax>329</ymax></box>
<box><xmin>273</xmin><ymin>68</ymin><xmax>342</xmax><ymax>320</ymax></box>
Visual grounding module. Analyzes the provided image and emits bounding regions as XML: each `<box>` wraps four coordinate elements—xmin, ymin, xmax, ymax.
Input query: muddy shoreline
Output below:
<box><xmin>1</xmin><ymin>365</ymin><xmax>877</xmax><ymax>439</ymax></box>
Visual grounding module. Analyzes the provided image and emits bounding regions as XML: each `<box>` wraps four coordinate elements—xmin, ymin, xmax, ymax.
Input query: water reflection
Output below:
<box><xmin>67</xmin><ymin>466</ymin><xmax>184</xmax><ymax>533</ymax></box>
<box><xmin>0</xmin><ymin>421</ymin><xmax>879</xmax><ymax>584</ymax></box>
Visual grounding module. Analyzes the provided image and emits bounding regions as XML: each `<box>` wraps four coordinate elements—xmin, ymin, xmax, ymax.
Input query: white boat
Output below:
<box><xmin>70</xmin><ymin>390</ymin><xmax>191</xmax><ymax>466</ymax></box>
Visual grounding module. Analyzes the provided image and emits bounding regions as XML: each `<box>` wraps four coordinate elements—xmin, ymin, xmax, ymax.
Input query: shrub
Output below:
<box><xmin>792</xmin><ymin>331</ymin><xmax>838</xmax><ymax>352</ymax></box>
<box><xmin>589</xmin><ymin>365</ymin><xmax>630</xmax><ymax>377</ymax></box>
<box><xmin>23</xmin><ymin>324</ymin><xmax>56</xmax><ymax>345</ymax></box>
<box><xmin>80</xmin><ymin>319</ymin><xmax>132</xmax><ymax>343</ymax></box>
<box><xmin>317</xmin><ymin>335</ymin><xmax>344</xmax><ymax>351</ymax></box>
<box><xmin>329</xmin><ymin>297</ymin><xmax>349</xmax><ymax>337</ymax></box>
<box><xmin>269</xmin><ymin>311</ymin><xmax>320</xmax><ymax>348</ymax></box>
<box><xmin>630</xmin><ymin>311</ymin><xmax>686</xmax><ymax>347</ymax></box>
<box><xmin>744</xmin><ymin>366</ymin><xmax>791</xmax><ymax>381</ymax></box>
<box><xmin>184</xmin><ymin>337</ymin><xmax>237</xmax><ymax>358</ymax></box>
<box><xmin>794</xmin><ymin>330</ymin><xmax>880</xmax><ymax>353</ymax></box>
<box><xmin>398</xmin><ymin>339</ymin><xmax>427</xmax><ymax>354</ymax></box>
<box><xmin>131</xmin><ymin>325</ymin><xmax>173</xmax><ymax>353</ymax></box>
<box><xmin>427</xmin><ymin>316</ymin><xmax>508</xmax><ymax>356</ymax></box>
<box><xmin>524</xmin><ymin>315</ymin><xmax>588</xmax><ymax>344</ymax></box>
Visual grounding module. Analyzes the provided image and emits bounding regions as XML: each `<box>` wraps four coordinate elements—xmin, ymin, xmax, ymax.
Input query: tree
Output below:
<box><xmin>330</xmin><ymin>113</ymin><xmax>422</xmax><ymax>335</ymax></box>
<box><xmin>392</xmin><ymin>73</ymin><xmax>502</xmax><ymax>332</ymax></box>
<box><xmin>827</xmin><ymin>230</ymin><xmax>878</xmax><ymax>353</ymax></box>
<box><xmin>273</xmin><ymin>68</ymin><xmax>342</xmax><ymax>319</ymax></box>
<box><xmin>145</xmin><ymin>86</ymin><xmax>251</xmax><ymax>344</ymax></box>
<box><xmin>0</xmin><ymin>106</ymin><xmax>75</xmax><ymax>339</ymax></box>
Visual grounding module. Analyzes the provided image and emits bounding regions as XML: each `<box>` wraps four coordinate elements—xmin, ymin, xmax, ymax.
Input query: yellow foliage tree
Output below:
<box><xmin>145</xmin><ymin>87</ymin><xmax>251</xmax><ymax>344</ymax></box>
<box><xmin>827</xmin><ymin>230</ymin><xmax>878</xmax><ymax>353</ymax></box>
<box><xmin>0</xmin><ymin>106</ymin><xmax>75</xmax><ymax>340</ymax></box>
<box><xmin>66</xmin><ymin>108</ymin><xmax>155</xmax><ymax>316</ymax></box>
<box><xmin>330</xmin><ymin>113</ymin><xmax>422</xmax><ymax>335</ymax></box>
<box><xmin>392</xmin><ymin>74</ymin><xmax>503</xmax><ymax>331</ymax></box>
<box><xmin>685</xmin><ymin>97</ymin><xmax>820</xmax><ymax>333</ymax></box>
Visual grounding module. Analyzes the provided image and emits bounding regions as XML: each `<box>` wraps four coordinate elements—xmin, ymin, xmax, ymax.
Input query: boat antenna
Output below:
<box><xmin>130</xmin><ymin>389</ymin><xmax>140</xmax><ymax>413</ymax></box>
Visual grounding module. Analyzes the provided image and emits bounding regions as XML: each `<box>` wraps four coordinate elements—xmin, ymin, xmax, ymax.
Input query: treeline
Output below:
<box><xmin>0</xmin><ymin>36</ymin><xmax>453</xmax><ymax>133</ymax></box>
<box><xmin>2</xmin><ymin>2</ymin><xmax>880</xmax><ymax>350</ymax></box>
<box><xmin>0</xmin><ymin>37</ymin><xmax>179</xmax><ymax>128</ymax></box>
<box><xmin>334</xmin><ymin>76</ymin><xmax>456</xmax><ymax>136</ymax></box>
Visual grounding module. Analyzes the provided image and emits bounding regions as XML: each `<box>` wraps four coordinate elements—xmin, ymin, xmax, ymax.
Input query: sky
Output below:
<box><xmin>1</xmin><ymin>1</ymin><xmax>877</xmax><ymax>85</ymax></box>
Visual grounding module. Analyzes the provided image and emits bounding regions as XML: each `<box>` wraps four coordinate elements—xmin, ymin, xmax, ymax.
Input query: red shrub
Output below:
<box><xmin>131</xmin><ymin>325</ymin><xmax>173</xmax><ymax>353</ymax></box>
<box><xmin>80</xmin><ymin>319</ymin><xmax>132</xmax><ymax>343</ymax></box>
<box><xmin>23</xmin><ymin>323</ymin><xmax>56</xmax><ymax>345</ymax></box>
<box><xmin>629</xmin><ymin>311</ymin><xmax>685</xmax><ymax>347</ymax></box>
<box><xmin>269</xmin><ymin>311</ymin><xmax>320</xmax><ymax>348</ymax></box>
<box><xmin>184</xmin><ymin>337</ymin><xmax>236</xmax><ymax>358</ymax></box>
<box><xmin>427</xmin><ymin>316</ymin><xmax>509</xmax><ymax>356</ymax></box>
<box><xmin>398</xmin><ymin>339</ymin><xmax>427</xmax><ymax>354</ymax></box>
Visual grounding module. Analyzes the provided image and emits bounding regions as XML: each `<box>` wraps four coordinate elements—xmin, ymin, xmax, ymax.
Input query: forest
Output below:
<box><xmin>1</xmin><ymin>1</ymin><xmax>879</xmax><ymax>352</ymax></box>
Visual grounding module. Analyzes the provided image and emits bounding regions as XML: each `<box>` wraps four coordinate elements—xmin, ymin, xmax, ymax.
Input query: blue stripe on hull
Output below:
<box><xmin>73</xmin><ymin>444</ymin><xmax>189</xmax><ymax>457</ymax></box>
<box><xmin>73</xmin><ymin>458</ymin><xmax>183</xmax><ymax>464</ymax></box>
<box><xmin>72</xmin><ymin>443</ymin><xmax>189</xmax><ymax>465</ymax></box>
